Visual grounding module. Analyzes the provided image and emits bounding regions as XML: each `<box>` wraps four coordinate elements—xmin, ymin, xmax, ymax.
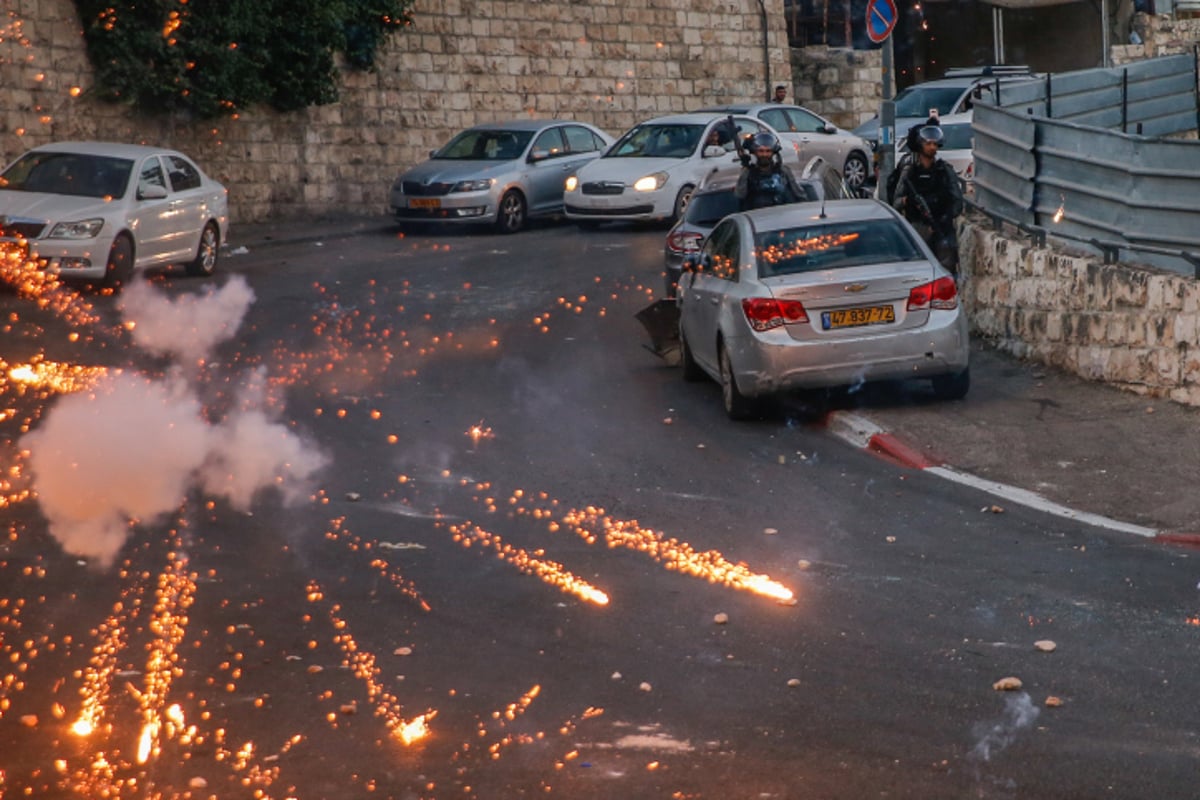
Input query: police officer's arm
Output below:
<box><xmin>735</xmin><ymin>168</ymin><xmax>751</xmax><ymax>200</ymax></box>
<box><xmin>941</xmin><ymin>162</ymin><xmax>964</xmax><ymax>219</ymax></box>
<box><xmin>781</xmin><ymin>167</ymin><xmax>806</xmax><ymax>203</ymax></box>
<box><xmin>891</xmin><ymin>164</ymin><xmax>912</xmax><ymax>211</ymax></box>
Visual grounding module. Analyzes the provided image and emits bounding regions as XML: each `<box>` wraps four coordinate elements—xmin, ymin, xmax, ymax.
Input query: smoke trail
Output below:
<box><xmin>969</xmin><ymin>691</ymin><xmax>1040</xmax><ymax>764</ymax></box>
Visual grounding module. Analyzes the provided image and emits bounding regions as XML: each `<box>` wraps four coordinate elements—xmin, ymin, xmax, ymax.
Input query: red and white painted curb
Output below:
<box><xmin>825</xmin><ymin>410</ymin><xmax>1200</xmax><ymax>546</ymax></box>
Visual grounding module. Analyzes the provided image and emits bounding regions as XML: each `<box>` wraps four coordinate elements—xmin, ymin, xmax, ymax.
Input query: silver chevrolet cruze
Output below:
<box><xmin>677</xmin><ymin>198</ymin><xmax>970</xmax><ymax>419</ymax></box>
<box><xmin>389</xmin><ymin>119</ymin><xmax>613</xmax><ymax>234</ymax></box>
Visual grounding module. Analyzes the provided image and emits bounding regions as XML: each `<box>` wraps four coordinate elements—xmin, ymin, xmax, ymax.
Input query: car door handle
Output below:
<box><xmin>710</xmin><ymin>297</ymin><xmax>719</xmax><ymax>305</ymax></box>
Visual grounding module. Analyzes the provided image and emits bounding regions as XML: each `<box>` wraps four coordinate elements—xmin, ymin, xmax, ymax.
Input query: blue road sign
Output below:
<box><xmin>866</xmin><ymin>0</ymin><xmax>898</xmax><ymax>44</ymax></box>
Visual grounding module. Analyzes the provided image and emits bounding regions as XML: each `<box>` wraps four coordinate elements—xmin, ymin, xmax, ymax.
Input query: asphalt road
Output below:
<box><xmin>1</xmin><ymin>221</ymin><xmax>1198</xmax><ymax>799</ymax></box>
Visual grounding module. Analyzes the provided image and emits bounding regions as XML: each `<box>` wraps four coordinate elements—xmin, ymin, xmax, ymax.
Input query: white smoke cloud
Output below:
<box><xmin>118</xmin><ymin>277</ymin><xmax>256</xmax><ymax>363</ymax></box>
<box><xmin>22</xmin><ymin>276</ymin><xmax>327</xmax><ymax>568</ymax></box>
<box><xmin>198</xmin><ymin>369</ymin><xmax>328</xmax><ymax>509</ymax></box>
<box><xmin>22</xmin><ymin>371</ymin><xmax>212</xmax><ymax>569</ymax></box>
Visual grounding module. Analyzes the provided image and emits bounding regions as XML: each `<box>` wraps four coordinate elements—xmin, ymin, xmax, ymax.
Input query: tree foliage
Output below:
<box><xmin>72</xmin><ymin>0</ymin><xmax>413</xmax><ymax>118</ymax></box>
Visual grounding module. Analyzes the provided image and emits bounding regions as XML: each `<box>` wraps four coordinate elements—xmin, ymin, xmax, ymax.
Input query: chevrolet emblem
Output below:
<box><xmin>844</xmin><ymin>283</ymin><xmax>868</xmax><ymax>292</ymax></box>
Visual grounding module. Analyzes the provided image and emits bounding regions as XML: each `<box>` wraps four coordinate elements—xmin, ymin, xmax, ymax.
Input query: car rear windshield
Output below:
<box><xmin>1</xmin><ymin>152</ymin><xmax>133</xmax><ymax>198</ymax></box>
<box><xmin>605</xmin><ymin>124</ymin><xmax>705</xmax><ymax>158</ymax></box>
<box><xmin>892</xmin><ymin>86</ymin><xmax>968</xmax><ymax>118</ymax></box>
<box><xmin>755</xmin><ymin>218</ymin><xmax>925</xmax><ymax>277</ymax></box>
<box><xmin>435</xmin><ymin>130</ymin><xmax>534</xmax><ymax>160</ymax></box>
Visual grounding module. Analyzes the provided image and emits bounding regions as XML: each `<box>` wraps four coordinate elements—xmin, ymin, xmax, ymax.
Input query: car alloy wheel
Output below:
<box><xmin>103</xmin><ymin>234</ymin><xmax>135</xmax><ymax>290</ymax></box>
<box><xmin>495</xmin><ymin>190</ymin><xmax>527</xmax><ymax>234</ymax></box>
<box><xmin>719</xmin><ymin>342</ymin><xmax>758</xmax><ymax>420</ymax></box>
<box><xmin>843</xmin><ymin>152</ymin><xmax>869</xmax><ymax>190</ymax></box>
<box><xmin>186</xmin><ymin>222</ymin><xmax>220</xmax><ymax>277</ymax></box>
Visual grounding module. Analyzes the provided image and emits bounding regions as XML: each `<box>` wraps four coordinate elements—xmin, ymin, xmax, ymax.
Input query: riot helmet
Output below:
<box><xmin>749</xmin><ymin>131</ymin><xmax>780</xmax><ymax>167</ymax></box>
<box><xmin>917</xmin><ymin>125</ymin><xmax>945</xmax><ymax>148</ymax></box>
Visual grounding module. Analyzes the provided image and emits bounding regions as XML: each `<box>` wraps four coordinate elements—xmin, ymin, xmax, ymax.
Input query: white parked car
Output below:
<box><xmin>0</xmin><ymin>141</ymin><xmax>229</xmax><ymax>288</ymax></box>
<box><xmin>698</xmin><ymin>103</ymin><xmax>873</xmax><ymax>192</ymax></box>
<box><xmin>563</xmin><ymin>113</ymin><xmax>801</xmax><ymax>226</ymax></box>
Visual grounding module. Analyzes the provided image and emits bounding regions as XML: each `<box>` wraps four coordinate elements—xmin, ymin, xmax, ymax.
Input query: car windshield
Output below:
<box><xmin>755</xmin><ymin>219</ymin><xmax>925</xmax><ymax>277</ymax></box>
<box><xmin>892</xmin><ymin>86</ymin><xmax>968</xmax><ymax>118</ymax></box>
<box><xmin>0</xmin><ymin>152</ymin><xmax>134</xmax><ymax>198</ymax></box>
<box><xmin>605</xmin><ymin>124</ymin><xmax>705</xmax><ymax>158</ymax></box>
<box><xmin>435</xmin><ymin>130</ymin><xmax>534</xmax><ymax>161</ymax></box>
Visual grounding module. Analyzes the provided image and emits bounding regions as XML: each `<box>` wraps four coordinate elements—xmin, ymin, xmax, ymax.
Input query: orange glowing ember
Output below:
<box><xmin>466</xmin><ymin>421</ymin><xmax>494</xmax><ymax>444</ymax></box>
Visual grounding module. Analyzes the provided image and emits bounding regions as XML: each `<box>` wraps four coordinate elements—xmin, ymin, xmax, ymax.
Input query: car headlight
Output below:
<box><xmin>47</xmin><ymin>219</ymin><xmax>104</xmax><ymax>239</ymax></box>
<box><xmin>564</xmin><ymin>176</ymin><xmax>578</xmax><ymax>192</ymax></box>
<box><xmin>633</xmin><ymin>172</ymin><xmax>669</xmax><ymax>192</ymax></box>
<box><xmin>451</xmin><ymin>178</ymin><xmax>494</xmax><ymax>193</ymax></box>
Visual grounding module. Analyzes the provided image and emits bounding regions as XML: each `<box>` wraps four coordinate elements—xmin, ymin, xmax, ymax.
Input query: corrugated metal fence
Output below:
<box><xmin>972</xmin><ymin>52</ymin><xmax>1200</xmax><ymax>275</ymax></box>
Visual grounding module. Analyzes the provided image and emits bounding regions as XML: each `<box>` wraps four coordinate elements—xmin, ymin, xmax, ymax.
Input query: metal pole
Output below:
<box><xmin>1101</xmin><ymin>0</ymin><xmax>1111</xmax><ymax>68</ymax></box>
<box><xmin>992</xmin><ymin>7</ymin><xmax>1005</xmax><ymax>65</ymax></box>
<box><xmin>878</xmin><ymin>37</ymin><xmax>896</xmax><ymax>198</ymax></box>
<box><xmin>1121</xmin><ymin>68</ymin><xmax>1128</xmax><ymax>132</ymax></box>
<box><xmin>757</xmin><ymin>0</ymin><xmax>771</xmax><ymax>102</ymax></box>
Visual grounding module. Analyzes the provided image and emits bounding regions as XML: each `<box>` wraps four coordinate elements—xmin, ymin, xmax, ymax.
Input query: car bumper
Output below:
<box><xmin>564</xmin><ymin>192</ymin><xmax>669</xmax><ymax>221</ymax></box>
<box><xmin>727</xmin><ymin>310</ymin><xmax>969</xmax><ymax>396</ymax></box>
<box><xmin>389</xmin><ymin>190</ymin><xmax>499</xmax><ymax>224</ymax></box>
<box><xmin>4</xmin><ymin>236</ymin><xmax>109</xmax><ymax>281</ymax></box>
<box><xmin>662</xmin><ymin>253</ymin><xmax>684</xmax><ymax>299</ymax></box>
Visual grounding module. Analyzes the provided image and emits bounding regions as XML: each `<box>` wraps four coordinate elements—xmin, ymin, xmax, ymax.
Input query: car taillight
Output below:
<box><xmin>741</xmin><ymin>297</ymin><xmax>809</xmax><ymax>331</ymax></box>
<box><xmin>666</xmin><ymin>231</ymin><xmax>702</xmax><ymax>253</ymax></box>
<box><xmin>907</xmin><ymin>276</ymin><xmax>958</xmax><ymax>311</ymax></box>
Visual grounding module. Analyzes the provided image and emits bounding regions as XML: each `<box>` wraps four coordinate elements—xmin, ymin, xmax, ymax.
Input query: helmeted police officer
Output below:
<box><xmin>734</xmin><ymin>132</ymin><xmax>805</xmax><ymax>212</ymax></box>
<box><xmin>892</xmin><ymin>123</ymin><xmax>964</xmax><ymax>271</ymax></box>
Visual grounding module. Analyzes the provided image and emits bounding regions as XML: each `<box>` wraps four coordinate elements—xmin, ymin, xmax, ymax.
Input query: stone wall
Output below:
<box><xmin>1112</xmin><ymin>12</ymin><xmax>1200</xmax><ymax>64</ymax></box>
<box><xmin>0</xmin><ymin>0</ymin><xmax>794</xmax><ymax>222</ymax></box>
<box><xmin>786</xmin><ymin>45</ymin><xmax>882</xmax><ymax>130</ymax></box>
<box><xmin>960</xmin><ymin>219</ymin><xmax>1200</xmax><ymax>407</ymax></box>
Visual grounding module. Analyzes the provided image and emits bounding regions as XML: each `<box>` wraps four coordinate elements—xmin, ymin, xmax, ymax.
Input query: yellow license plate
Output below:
<box><xmin>823</xmin><ymin>305</ymin><xmax>895</xmax><ymax>329</ymax></box>
<box><xmin>409</xmin><ymin>198</ymin><xmax>441</xmax><ymax>209</ymax></box>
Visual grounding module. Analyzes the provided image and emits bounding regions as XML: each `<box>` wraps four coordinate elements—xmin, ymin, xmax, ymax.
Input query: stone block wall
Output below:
<box><xmin>960</xmin><ymin>219</ymin><xmax>1200</xmax><ymax>407</ymax></box>
<box><xmin>1112</xmin><ymin>12</ymin><xmax>1200</xmax><ymax>63</ymax></box>
<box><xmin>787</xmin><ymin>45</ymin><xmax>882</xmax><ymax>129</ymax></box>
<box><xmin>0</xmin><ymin>0</ymin><xmax>793</xmax><ymax>222</ymax></box>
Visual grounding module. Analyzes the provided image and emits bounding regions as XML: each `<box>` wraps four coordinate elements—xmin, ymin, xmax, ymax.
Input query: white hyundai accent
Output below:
<box><xmin>563</xmin><ymin>113</ymin><xmax>802</xmax><ymax>226</ymax></box>
<box><xmin>0</xmin><ymin>141</ymin><xmax>229</xmax><ymax>288</ymax></box>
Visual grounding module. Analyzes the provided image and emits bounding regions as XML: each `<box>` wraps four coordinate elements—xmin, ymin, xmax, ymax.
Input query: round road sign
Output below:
<box><xmin>866</xmin><ymin>0</ymin><xmax>898</xmax><ymax>44</ymax></box>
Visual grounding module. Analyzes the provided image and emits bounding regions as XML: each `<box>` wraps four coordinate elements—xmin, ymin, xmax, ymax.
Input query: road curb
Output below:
<box><xmin>825</xmin><ymin>410</ymin><xmax>1170</xmax><ymax>541</ymax></box>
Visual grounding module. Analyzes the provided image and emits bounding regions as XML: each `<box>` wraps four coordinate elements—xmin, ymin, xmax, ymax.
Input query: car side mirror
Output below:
<box><xmin>139</xmin><ymin>184</ymin><xmax>168</xmax><ymax>200</ymax></box>
<box><xmin>822</xmin><ymin>123</ymin><xmax>837</xmax><ymax>134</ymax></box>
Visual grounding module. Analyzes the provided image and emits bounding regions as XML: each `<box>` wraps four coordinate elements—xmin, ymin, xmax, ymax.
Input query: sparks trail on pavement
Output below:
<box><xmin>0</xmin><ymin>237</ymin><xmax>793</xmax><ymax>798</ymax></box>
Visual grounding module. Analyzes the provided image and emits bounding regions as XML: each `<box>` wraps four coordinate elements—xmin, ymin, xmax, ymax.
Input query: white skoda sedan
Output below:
<box><xmin>0</xmin><ymin>141</ymin><xmax>229</xmax><ymax>288</ymax></box>
<box><xmin>677</xmin><ymin>199</ymin><xmax>970</xmax><ymax>419</ymax></box>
